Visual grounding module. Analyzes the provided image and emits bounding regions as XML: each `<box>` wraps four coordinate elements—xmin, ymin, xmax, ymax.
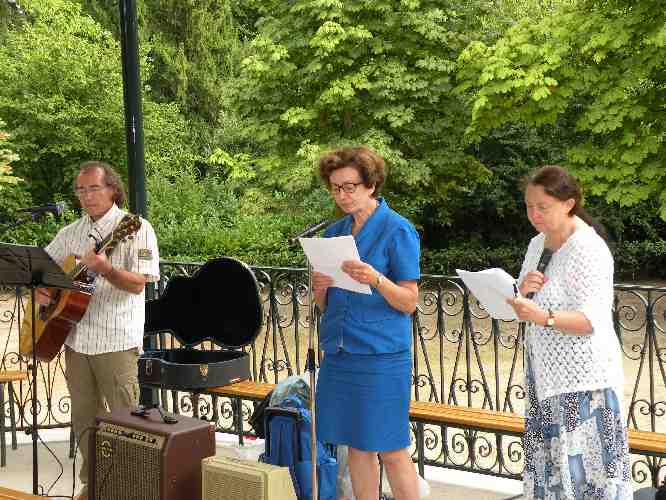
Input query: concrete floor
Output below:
<box><xmin>0</xmin><ymin>429</ymin><xmax>523</xmax><ymax>499</ymax></box>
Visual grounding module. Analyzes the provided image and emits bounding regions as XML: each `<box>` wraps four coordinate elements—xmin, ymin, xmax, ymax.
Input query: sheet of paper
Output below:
<box><xmin>299</xmin><ymin>236</ymin><xmax>372</xmax><ymax>295</ymax></box>
<box><xmin>456</xmin><ymin>268</ymin><xmax>519</xmax><ymax>320</ymax></box>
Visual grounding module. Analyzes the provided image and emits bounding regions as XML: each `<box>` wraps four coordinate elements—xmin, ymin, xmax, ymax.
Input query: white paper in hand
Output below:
<box><xmin>299</xmin><ymin>236</ymin><xmax>372</xmax><ymax>295</ymax></box>
<box><xmin>456</xmin><ymin>268</ymin><xmax>519</xmax><ymax>320</ymax></box>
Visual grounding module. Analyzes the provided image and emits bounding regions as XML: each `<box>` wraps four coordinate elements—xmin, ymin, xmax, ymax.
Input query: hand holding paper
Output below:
<box><xmin>299</xmin><ymin>236</ymin><xmax>372</xmax><ymax>295</ymax></box>
<box><xmin>506</xmin><ymin>294</ymin><xmax>546</xmax><ymax>324</ymax></box>
<box><xmin>311</xmin><ymin>270</ymin><xmax>334</xmax><ymax>295</ymax></box>
<box><xmin>456</xmin><ymin>268</ymin><xmax>520</xmax><ymax>320</ymax></box>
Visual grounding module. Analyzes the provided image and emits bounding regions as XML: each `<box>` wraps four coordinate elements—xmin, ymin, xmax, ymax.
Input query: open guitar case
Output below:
<box><xmin>139</xmin><ymin>257</ymin><xmax>263</xmax><ymax>390</ymax></box>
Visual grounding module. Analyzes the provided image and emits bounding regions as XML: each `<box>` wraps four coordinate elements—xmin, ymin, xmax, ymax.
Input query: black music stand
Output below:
<box><xmin>0</xmin><ymin>242</ymin><xmax>76</xmax><ymax>495</ymax></box>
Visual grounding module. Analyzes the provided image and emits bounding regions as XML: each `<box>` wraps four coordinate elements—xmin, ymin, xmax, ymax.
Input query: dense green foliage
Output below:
<box><xmin>0</xmin><ymin>0</ymin><xmax>126</xmax><ymax>202</ymax></box>
<box><xmin>75</xmin><ymin>0</ymin><xmax>245</xmax><ymax>130</ymax></box>
<box><xmin>0</xmin><ymin>0</ymin><xmax>665</xmax><ymax>279</ymax></box>
<box><xmin>0</xmin><ymin>0</ymin><xmax>192</xmax><ymax>201</ymax></box>
<box><xmin>224</xmin><ymin>0</ymin><xmax>492</xmax><ymax>225</ymax></box>
<box><xmin>0</xmin><ymin>119</ymin><xmax>20</xmax><ymax>190</ymax></box>
<box><xmin>455</xmin><ymin>0</ymin><xmax>666</xmax><ymax>278</ymax></box>
<box><xmin>459</xmin><ymin>0</ymin><xmax>666</xmax><ymax>216</ymax></box>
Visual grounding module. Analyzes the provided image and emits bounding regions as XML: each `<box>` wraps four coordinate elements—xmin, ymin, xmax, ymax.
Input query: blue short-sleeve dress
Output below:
<box><xmin>315</xmin><ymin>198</ymin><xmax>420</xmax><ymax>452</ymax></box>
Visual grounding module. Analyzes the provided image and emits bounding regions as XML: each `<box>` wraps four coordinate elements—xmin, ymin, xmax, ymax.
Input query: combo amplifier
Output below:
<box><xmin>201</xmin><ymin>456</ymin><xmax>296</xmax><ymax>500</ymax></box>
<box><xmin>89</xmin><ymin>407</ymin><xmax>215</xmax><ymax>500</ymax></box>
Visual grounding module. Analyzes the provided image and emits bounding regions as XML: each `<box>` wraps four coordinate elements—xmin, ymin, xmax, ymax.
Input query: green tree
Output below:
<box><xmin>74</xmin><ymin>0</ymin><xmax>243</xmax><ymax>126</ymax></box>
<box><xmin>1</xmin><ymin>0</ymin><xmax>27</xmax><ymax>37</ymax></box>
<box><xmin>0</xmin><ymin>0</ymin><xmax>193</xmax><ymax>204</ymax></box>
<box><xmin>476</xmin><ymin>0</ymin><xmax>579</xmax><ymax>39</ymax></box>
<box><xmin>0</xmin><ymin>0</ymin><xmax>127</xmax><ymax>201</ymax></box>
<box><xmin>0</xmin><ymin>119</ymin><xmax>20</xmax><ymax>190</ymax></box>
<box><xmin>139</xmin><ymin>0</ymin><xmax>243</xmax><ymax>125</ymax></box>
<box><xmin>0</xmin><ymin>116</ymin><xmax>69</xmax><ymax>246</ymax></box>
<box><xmin>224</xmin><ymin>0</ymin><xmax>494</xmax><ymax>225</ymax></box>
<box><xmin>458</xmin><ymin>0</ymin><xmax>666</xmax><ymax>218</ymax></box>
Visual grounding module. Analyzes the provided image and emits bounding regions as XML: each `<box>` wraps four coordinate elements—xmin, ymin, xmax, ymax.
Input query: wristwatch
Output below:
<box><xmin>545</xmin><ymin>308</ymin><xmax>555</xmax><ymax>328</ymax></box>
<box><xmin>374</xmin><ymin>273</ymin><xmax>384</xmax><ymax>288</ymax></box>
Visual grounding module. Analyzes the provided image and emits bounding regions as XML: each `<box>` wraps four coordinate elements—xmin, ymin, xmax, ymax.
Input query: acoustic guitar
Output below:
<box><xmin>19</xmin><ymin>214</ymin><xmax>141</xmax><ymax>361</ymax></box>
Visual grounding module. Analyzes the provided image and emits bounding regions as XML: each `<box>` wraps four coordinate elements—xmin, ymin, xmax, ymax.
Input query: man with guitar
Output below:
<box><xmin>36</xmin><ymin>161</ymin><xmax>160</xmax><ymax>500</ymax></box>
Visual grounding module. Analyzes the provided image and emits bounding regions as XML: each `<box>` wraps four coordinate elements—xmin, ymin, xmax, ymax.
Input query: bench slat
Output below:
<box><xmin>0</xmin><ymin>486</ymin><xmax>43</xmax><ymax>499</ymax></box>
<box><xmin>0</xmin><ymin>371</ymin><xmax>28</xmax><ymax>384</ymax></box>
<box><xmin>207</xmin><ymin>379</ymin><xmax>273</xmax><ymax>400</ymax></box>
<box><xmin>410</xmin><ymin>400</ymin><xmax>524</xmax><ymax>435</ymax></box>
<box><xmin>628</xmin><ymin>429</ymin><xmax>666</xmax><ymax>455</ymax></box>
<box><xmin>206</xmin><ymin>380</ymin><xmax>666</xmax><ymax>456</ymax></box>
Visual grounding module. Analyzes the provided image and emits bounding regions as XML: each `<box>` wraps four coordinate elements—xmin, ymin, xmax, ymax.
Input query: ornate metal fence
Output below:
<box><xmin>1</xmin><ymin>263</ymin><xmax>665</xmax><ymax>485</ymax></box>
<box><xmin>0</xmin><ymin>291</ymin><xmax>70</xmax><ymax>431</ymax></box>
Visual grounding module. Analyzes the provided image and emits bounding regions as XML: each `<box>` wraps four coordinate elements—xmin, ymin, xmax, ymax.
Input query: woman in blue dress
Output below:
<box><xmin>312</xmin><ymin>146</ymin><xmax>420</xmax><ymax>500</ymax></box>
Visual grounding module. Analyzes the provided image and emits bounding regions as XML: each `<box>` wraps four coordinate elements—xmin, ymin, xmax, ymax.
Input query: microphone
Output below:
<box><xmin>527</xmin><ymin>248</ymin><xmax>553</xmax><ymax>299</ymax></box>
<box><xmin>291</xmin><ymin>219</ymin><xmax>332</xmax><ymax>243</ymax></box>
<box><xmin>18</xmin><ymin>201</ymin><xmax>66</xmax><ymax>218</ymax></box>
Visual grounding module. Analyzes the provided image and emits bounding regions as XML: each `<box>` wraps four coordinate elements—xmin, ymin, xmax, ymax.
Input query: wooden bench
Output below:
<box><xmin>0</xmin><ymin>371</ymin><xmax>28</xmax><ymax>468</ymax></box>
<box><xmin>0</xmin><ymin>485</ymin><xmax>42</xmax><ymax>499</ymax></box>
<box><xmin>207</xmin><ymin>379</ymin><xmax>666</xmax><ymax>485</ymax></box>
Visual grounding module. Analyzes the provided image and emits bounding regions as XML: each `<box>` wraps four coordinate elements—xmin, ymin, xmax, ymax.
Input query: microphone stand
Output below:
<box><xmin>292</xmin><ymin>220</ymin><xmax>333</xmax><ymax>500</ymax></box>
<box><xmin>27</xmin><ymin>284</ymin><xmax>40</xmax><ymax>494</ymax></box>
<box><xmin>306</xmin><ymin>262</ymin><xmax>318</xmax><ymax>500</ymax></box>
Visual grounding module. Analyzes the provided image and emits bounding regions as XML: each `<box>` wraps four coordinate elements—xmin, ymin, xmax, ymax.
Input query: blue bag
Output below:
<box><xmin>260</xmin><ymin>395</ymin><xmax>337</xmax><ymax>500</ymax></box>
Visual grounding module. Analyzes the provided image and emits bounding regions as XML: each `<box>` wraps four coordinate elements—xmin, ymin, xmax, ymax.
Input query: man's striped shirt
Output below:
<box><xmin>45</xmin><ymin>204</ymin><xmax>160</xmax><ymax>354</ymax></box>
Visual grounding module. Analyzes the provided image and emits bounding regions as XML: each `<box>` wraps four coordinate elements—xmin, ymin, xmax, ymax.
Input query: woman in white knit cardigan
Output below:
<box><xmin>507</xmin><ymin>165</ymin><xmax>632</xmax><ymax>500</ymax></box>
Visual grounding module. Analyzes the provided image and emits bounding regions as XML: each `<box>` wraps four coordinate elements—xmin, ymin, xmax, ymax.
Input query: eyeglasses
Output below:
<box><xmin>330</xmin><ymin>182</ymin><xmax>364</xmax><ymax>195</ymax></box>
<box><xmin>75</xmin><ymin>185</ymin><xmax>107</xmax><ymax>197</ymax></box>
<box><xmin>525</xmin><ymin>203</ymin><xmax>554</xmax><ymax>214</ymax></box>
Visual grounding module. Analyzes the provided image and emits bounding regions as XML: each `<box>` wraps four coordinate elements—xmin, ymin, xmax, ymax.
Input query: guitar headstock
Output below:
<box><xmin>101</xmin><ymin>214</ymin><xmax>142</xmax><ymax>254</ymax></box>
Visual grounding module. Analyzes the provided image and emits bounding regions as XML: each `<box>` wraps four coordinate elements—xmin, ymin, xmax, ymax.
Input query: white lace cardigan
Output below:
<box><xmin>518</xmin><ymin>219</ymin><xmax>624</xmax><ymax>401</ymax></box>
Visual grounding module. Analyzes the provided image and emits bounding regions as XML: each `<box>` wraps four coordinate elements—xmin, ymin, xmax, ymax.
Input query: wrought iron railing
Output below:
<box><xmin>1</xmin><ymin>263</ymin><xmax>665</xmax><ymax>486</ymax></box>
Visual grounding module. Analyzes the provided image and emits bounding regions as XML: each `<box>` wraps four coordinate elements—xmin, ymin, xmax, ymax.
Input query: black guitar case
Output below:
<box><xmin>139</xmin><ymin>257</ymin><xmax>262</xmax><ymax>390</ymax></box>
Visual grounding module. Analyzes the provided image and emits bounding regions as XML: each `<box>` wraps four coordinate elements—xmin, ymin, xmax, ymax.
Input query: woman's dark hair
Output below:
<box><xmin>75</xmin><ymin>160</ymin><xmax>127</xmax><ymax>207</ymax></box>
<box><xmin>523</xmin><ymin>165</ymin><xmax>608</xmax><ymax>241</ymax></box>
<box><xmin>318</xmin><ymin>146</ymin><xmax>386</xmax><ymax>197</ymax></box>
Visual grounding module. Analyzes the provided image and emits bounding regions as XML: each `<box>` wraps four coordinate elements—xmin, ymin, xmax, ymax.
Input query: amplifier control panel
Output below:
<box><xmin>97</xmin><ymin>422</ymin><xmax>165</xmax><ymax>450</ymax></box>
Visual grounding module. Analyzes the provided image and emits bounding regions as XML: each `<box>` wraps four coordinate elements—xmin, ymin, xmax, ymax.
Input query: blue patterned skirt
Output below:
<box><xmin>524</xmin><ymin>355</ymin><xmax>632</xmax><ymax>500</ymax></box>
